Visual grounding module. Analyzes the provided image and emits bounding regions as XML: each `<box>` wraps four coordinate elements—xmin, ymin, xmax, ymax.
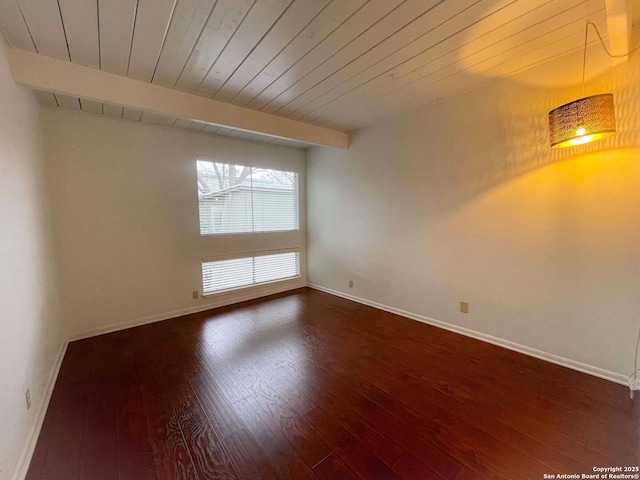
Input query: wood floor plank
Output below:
<box><xmin>187</xmin><ymin>373</ymin><xmax>245</xmax><ymax>439</ymax></box>
<box><xmin>247</xmin><ymin>345</ymin><xmax>318</xmax><ymax>417</ymax></box>
<box><xmin>230</xmin><ymin>395</ymin><xmax>316</xmax><ymax>479</ymax></box>
<box><xmin>318</xmin><ymin>344</ymin><xmax>556</xmax><ymax>478</ymax></box>
<box><xmin>279</xmin><ymin>362</ymin><xmax>465</xmax><ymax>479</ymax></box>
<box><xmin>24</xmin><ymin>392</ymin><xmax>58</xmax><ymax>479</ymax></box>
<box><xmin>27</xmin><ymin>288</ymin><xmax>640</xmax><ymax>479</ymax></box>
<box><xmin>302</xmin><ymin>406</ymin><xmax>402</xmax><ymax>480</ymax></box>
<box><xmin>344</xmin><ymin>350</ymin><xmax>608</xmax><ymax>472</ymax></box>
<box><xmin>391</xmin><ymin>452</ymin><xmax>445</xmax><ymax>480</ymax></box>
<box><xmin>129</xmin><ymin>327</ymin><xmax>199</xmax><ymax>480</ymax></box>
<box><xmin>224</xmin><ymin>359</ymin><xmax>332</xmax><ymax>468</ymax></box>
<box><xmin>147</xmin><ymin>328</ymin><xmax>240</xmax><ymax>480</ymax></box>
<box><xmin>360</xmin><ymin>382</ymin><xmax>549</xmax><ymax>480</ymax></box>
<box><xmin>80</xmin><ymin>334</ymin><xmax>120</xmax><ymax>480</ymax></box>
<box><xmin>192</xmin><ymin>343</ymin><xmax>254</xmax><ymax>405</ymax></box>
<box><xmin>454</xmin><ymin>466</ymin><xmax>493</xmax><ymax>480</ymax></box>
<box><xmin>312</xmin><ymin>452</ymin><xmax>359</xmax><ymax>480</ymax></box>
<box><xmin>32</xmin><ymin>339</ymin><xmax>96</xmax><ymax>480</ymax></box>
<box><xmin>310</xmin><ymin>387</ymin><xmax>406</xmax><ymax>469</ymax></box>
<box><xmin>113</xmin><ymin>331</ymin><xmax>158</xmax><ymax>480</ymax></box>
<box><xmin>25</xmin><ymin>357</ymin><xmax>78</xmax><ymax>479</ymax></box>
<box><xmin>220</xmin><ymin>428</ymin><xmax>280</xmax><ymax>480</ymax></box>
<box><xmin>384</xmin><ymin>340</ymin><xmax>631</xmax><ymax>465</ymax></box>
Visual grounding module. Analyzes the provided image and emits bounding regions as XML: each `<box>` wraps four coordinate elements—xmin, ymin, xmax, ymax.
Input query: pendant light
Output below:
<box><xmin>549</xmin><ymin>93</ymin><xmax>616</xmax><ymax>148</ymax></box>
<box><xmin>548</xmin><ymin>22</ymin><xmax>636</xmax><ymax>149</ymax></box>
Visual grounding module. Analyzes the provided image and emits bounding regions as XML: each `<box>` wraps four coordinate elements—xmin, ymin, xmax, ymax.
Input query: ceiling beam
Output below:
<box><xmin>604</xmin><ymin>0</ymin><xmax>632</xmax><ymax>65</ymax></box>
<box><xmin>8</xmin><ymin>48</ymin><xmax>349</xmax><ymax>149</ymax></box>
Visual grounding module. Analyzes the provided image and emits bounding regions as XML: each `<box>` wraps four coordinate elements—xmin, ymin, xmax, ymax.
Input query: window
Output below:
<box><xmin>202</xmin><ymin>250</ymin><xmax>300</xmax><ymax>295</ymax></box>
<box><xmin>197</xmin><ymin>159</ymin><xmax>298</xmax><ymax>235</ymax></box>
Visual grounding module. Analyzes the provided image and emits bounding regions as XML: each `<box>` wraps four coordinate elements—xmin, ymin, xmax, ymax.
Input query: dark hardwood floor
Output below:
<box><xmin>27</xmin><ymin>287</ymin><xmax>639</xmax><ymax>479</ymax></box>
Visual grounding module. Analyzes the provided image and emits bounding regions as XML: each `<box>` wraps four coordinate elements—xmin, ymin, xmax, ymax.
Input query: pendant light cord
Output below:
<box><xmin>581</xmin><ymin>21</ymin><xmax>640</xmax><ymax>98</ymax></box>
<box><xmin>586</xmin><ymin>21</ymin><xmax>640</xmax><ymax>59</ymax></box>
<box><xmin>581</xmin><ymin>23</ymin><xmax>589</xmax><ymax>97</ymax></box>
<box><xmin>580</xmin><ymin>21</ymin><xmax>640</xmax><ymax>97</ymax></box>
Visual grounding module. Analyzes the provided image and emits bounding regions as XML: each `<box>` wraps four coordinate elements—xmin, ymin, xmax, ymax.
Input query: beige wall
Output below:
<box><xmin>0</xmin><ymin>39</ymin><xmax>63</xmax><ymax>478</ymax></box>
<box><xmin>307</xmin><ymin>52</ymin><xmax>640</xmax><ymax>380</ymax></box>
<box><xmin>43</xmin><ymin>109</ymin><xmax>307</xmax><ymax>338</ymax></box>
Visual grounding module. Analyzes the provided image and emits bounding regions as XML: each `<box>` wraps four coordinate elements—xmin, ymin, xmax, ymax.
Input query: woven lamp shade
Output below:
<box><xmin>548</xmin><ymin>93</ymin><xmax>616</xmax><ymax>148</ymax></box>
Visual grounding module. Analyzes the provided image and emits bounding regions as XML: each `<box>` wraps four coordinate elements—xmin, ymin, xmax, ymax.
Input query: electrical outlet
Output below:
<box><xmin>192</xmin><ymin>291</ymin><xmax>199</xmax><ymax>299</ymax></box>
<box><xmin>349</xmin><ymin>280</ymin><xmax>353</xmax><ymax>288</ymax></box>
<box><xmin>25</xmin><ymin>389</ymin><xmax>31</xmax><ymax>410</ymax></box>
<box><xmin>460</xmin><ymin>301</ymin><xmax>469</xmax><ymax>314</ymax></box>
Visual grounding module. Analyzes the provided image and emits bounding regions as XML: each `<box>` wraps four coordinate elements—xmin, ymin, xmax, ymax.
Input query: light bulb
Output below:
<box><xmin>568</xmin><ymin>134</ymin><xmax>595</xmax><ymax>146</ymax></box>
<box><xmin>576</xmin><ymin>126</ymin><xmax>586</xmax><ymax>136</ymax></box>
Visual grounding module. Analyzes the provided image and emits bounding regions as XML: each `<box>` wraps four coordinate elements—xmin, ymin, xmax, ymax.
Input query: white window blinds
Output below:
<box><xmin>197</xmin><ymin>160</ymin><xmax>299</xmax><ymax>235</ymax></box>
<box><xmin>202</xmin><ymin>250</ymin><xmax>300</xmax><ymax>295</ymax></box>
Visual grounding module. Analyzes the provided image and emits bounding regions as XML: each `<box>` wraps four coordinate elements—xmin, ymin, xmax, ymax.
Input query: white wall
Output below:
<box><xmin>43</xmin><ymin>109</ymin><xmax>307</xmax><ymax>338</ymax></box>
<box><xmin>0</xmin><ymin>39</ymin><xmax>63</xmax><ymax>479</ymax></box>
<box><xmin>307</xmin><ymin>51</ymin><xmax>640</xmax><ymax>380</ymax></box>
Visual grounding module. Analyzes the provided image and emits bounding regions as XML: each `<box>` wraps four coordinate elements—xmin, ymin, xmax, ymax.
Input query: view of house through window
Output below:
<box><xmin>197</xmin><ymin>159</ymin><xmax>298</xmax><ymax>235</ymax></box>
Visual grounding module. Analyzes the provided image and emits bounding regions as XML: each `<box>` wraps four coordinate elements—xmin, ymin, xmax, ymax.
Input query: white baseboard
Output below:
<box><xmin>69</xmin><ymin>279</ymin><xmax>307</xmax><ymax>341</ymax></box>
<box><xmin>307</xmin><ymin>283</ymin><xmax>639</xmax><ymax>390</ymax></box>
<box><xmin>13</xmin><ymin>339</ymin><xmax>69</xmax><ymax>480</ymax></box>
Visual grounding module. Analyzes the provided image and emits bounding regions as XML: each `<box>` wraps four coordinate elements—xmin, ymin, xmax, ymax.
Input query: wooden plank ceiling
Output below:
<box><xmin>0</xmin><ymin>0</ymin><xmax>628</xmax><ymax>146</ymax></box>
